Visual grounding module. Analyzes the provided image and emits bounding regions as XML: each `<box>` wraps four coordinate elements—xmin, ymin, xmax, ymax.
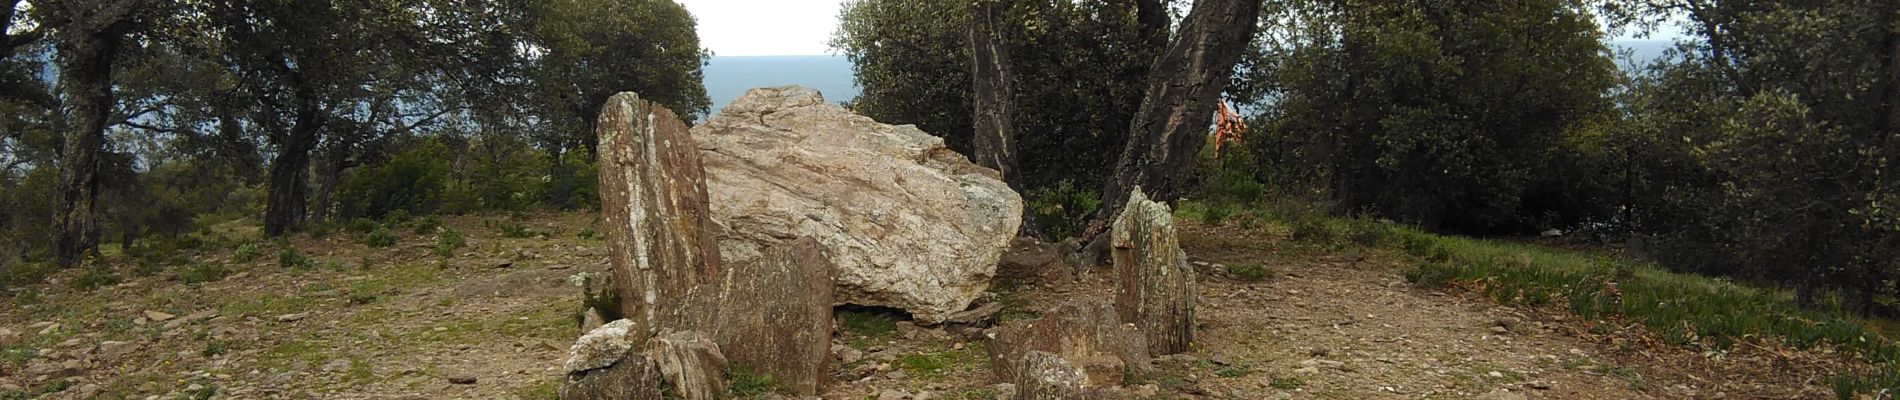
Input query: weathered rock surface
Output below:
<box><xmin>670</xmin><ymin>237</ymin><xmax>837</xmax><ymax>395</ymax></box>
<box><xmin>996</xmin><ymin>237</ymin><xmax>1071</xmax><ymax>287</ymax></box>
<box><xmin>565</xmin><ymin>320</ymin><xmax>640</xmax><ymax>374</ymax></box>
<box><xmin>646</xmin><ymin>330</ymin><xmax>728</xmax><ymax>400</ymax></box>
<box><xmin>1111</xmin><ymin>188</ymin><xmax>1195</xmax><ymax>355</ymax></box>
<box><xmin>695</xmin><ymin>86</ymin><xmax>1023</xmax><ymax>323</ymax></box>
<box><xmin>986</xmin><ymin>301</ymin><xmax>1150</xmax><ymax>386</ymax></box>
<box><xmin>1012</xmin><ymin>351</ymin><xmax>1131</xmax><ymax>400</ymax></box>
<box><xmin>596</xmin><ymin>92</ymin><xmax>722</xmax><ymax>340</ymax></box>
<box><xmin>562</xmin><ymin>351</ymin><xmax>664</xmax><ymax>400</ymax></box>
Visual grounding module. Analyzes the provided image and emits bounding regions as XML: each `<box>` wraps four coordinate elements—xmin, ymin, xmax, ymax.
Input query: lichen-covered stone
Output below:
<box><xmin>646</xmin><ymin>330</ymin><xmax>728</xmax><ymax>400</ymax></box>
<box><xmin>1111</xmin><ymin>187</ymin><xmax>1195</xmax><ymax>355</ymax></box>
<box><xmin>596</xmin><ymin>92</ymin><xmax>721</xmax><ymax>341</ymax></box>
<box><xmin>986</xmin><ymin>301</ymin><xmax>1150</xmax><ymax>386</ymax></box>
<box><xmin>1015</xmin><ymin>351</ymin><xmax>1086</xmax><ymax>400</ymax></box>
<box><xmin>561</xmin><ymin>351</ymin><xmax>663</xmax><ymax>400</ymax></box>
<box><xmin>565</xmin><ymin>320</ymin><xmax>639</xmax><ymax>374</ymax></box>
<box><xmin>696</xmin><ymin>86</ymin><xmax>1023</xmax><ymax>324</ymax></box>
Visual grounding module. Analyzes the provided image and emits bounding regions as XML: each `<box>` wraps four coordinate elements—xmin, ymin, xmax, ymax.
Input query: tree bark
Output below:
<box><xmin>1080</xmin><ymin>0</ymin><xmax>1262</xmax><ymax>245</ymax></box>
<box><xmin>969</xmin><ymin>0</ymin><xmax>1033</xmax><ymax>233</ymax></box>
<box><xmin>263</xmin><ymin>100</ymin><xmax>324</xmax><ymax>236</ymax></box>
<box><xmin>52</xmin><ymin>0</ymin><xmax>141</xmax><ymax>267</ymax></box>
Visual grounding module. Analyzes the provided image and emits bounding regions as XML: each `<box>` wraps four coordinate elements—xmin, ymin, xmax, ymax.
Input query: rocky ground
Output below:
<box><xmin>0</xmin><ymin>211</ymin><xmax>1849</xmax><ymax>399</ymax></box>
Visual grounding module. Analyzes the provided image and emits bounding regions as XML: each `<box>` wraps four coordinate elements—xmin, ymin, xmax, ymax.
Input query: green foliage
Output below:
<box><xmin>1025</xmin><ymin>181</ymin><xmax>1101</xmax><ymax>241</ymax></box>
<box><xmin>1269</xmin><ymin>376</ymin><xmax>1304</xmax><ymax>390</ymax></box>
<box><xmin>834</xmin><ymin>0</ymin><xmax>1158</xmax><ymax>217</ymax></box>
<box><xmin>0</xmin><ymin>261</ymin><xmax>57</xmax><ymax>289</ymax></box>
<box><xmin>337</xmin><ymin>139</ymin><xmax>453</xmax><ymax>220</ymax></box>
<box><xmin>494</xmin><ymin>220</ymin><xmax>540</xmax><ymax>239</ymax></box>
<box><xmin>232</xmin><ymin>242</ymin><xmax>261</xmax><ymax>263</ymax></box>
<box><xmin>1227</xmin><ymin>263</ymin><xmax>1272</xmax><ymax>283</ymax></box>
<box><xmin>179</xmin><ymin>264</ymin><xmax>233</xmax><ymax>284</ymax></box>
<box><xmin>1248</xmin><ymin>0</ymin><xmax>1621</xmax><ymax>233</ymax></box>
<box><xmin>69</xmin><ymin>269</ymin><xmax>122</xmax><ymax>291</ymax></box>
<box><xmin>277</xmin><ymin>248</ymin><xmax>313</xmax><ymax>269</ymax></box>
<box><xmin>725</xmin><ymin>367</ymin><xmax>787</xmax><ymax>397</ymax></box>
<box><xmin>434</xmin><ymin>229</ymin><xmax>466</xmax><ymax>258</ymax></box>
<box><xmin>360</xmin><ymin>226</ymin><xmax>397</xmax><ymax>248</ymax></box>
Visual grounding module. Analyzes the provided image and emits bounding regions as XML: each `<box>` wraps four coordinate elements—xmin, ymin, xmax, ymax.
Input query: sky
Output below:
<box><xmin>676</xmin><ymin>0</ymin><xmax>844</xmax><ymax>57</ymax></box>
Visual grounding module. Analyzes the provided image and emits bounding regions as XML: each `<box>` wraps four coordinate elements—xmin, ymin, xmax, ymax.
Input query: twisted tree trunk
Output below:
<box><xmin>52</xmin><ymin>0</ymin><xmax>143</xmax><ymax>266</ymax></box>
<box><xmin>1079</xmin><ymin>0</ymin><xmax>1262</xmax><ymax>249</ymax></box>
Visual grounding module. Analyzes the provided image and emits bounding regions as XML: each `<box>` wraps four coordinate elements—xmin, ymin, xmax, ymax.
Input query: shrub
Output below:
<box><xmin>411</xmin><ymin>216</ymin><xmax>441</xmax><ymax>234</ymax></box>
<box><xmin>1228</xmin><ymin>263</ymin><xmax>1272</xmax><ymax>283</ymax></box>
<box><xmin>232</xmin><ymin>242</ymin><xmax>261</xmax><ymax>263</ymax></box>
<box><xmin>495</xmin><ymin>220</ymin><xmax>539</xmax><ymax>239</ymax></box>
<box><xmin>277</xmin><ymin>248</ymin><xmax>312</xmax><ymax>269</ymax></box>
<box><xmin>335</xmin><ymin>139</ymin><xmax>452</xmax><ymax>220</ymax></box>
<box><xmin>360</xmin><ymin>226</ymin><xmax>397</xmax><ymax>248</ymax></box>
<box><xmin>434</xmin><ymin>228</ymin><xmax>466</xmax><ymax>258</ymax></box>
<box><xmin>69</xmin><ymin>269</ymin><xmax>122</xmax><ymax>291</ymax></box>
<box><xmin>1025</xmin><ymin>180</ymin><xmax>1101</xmax><ymax>241</ymax></box>
<box><xmin>179</xmin><ymin>264</ymin><xmax>233</xmax><ymax>284</ymax></box>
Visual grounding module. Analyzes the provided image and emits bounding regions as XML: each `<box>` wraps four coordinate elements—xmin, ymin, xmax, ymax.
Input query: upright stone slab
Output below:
<box><xmin>1111</xmin><ymin>187</ymin><xmax>1196</xmax><ymax>355</ymax></box>
<box><xmin>671</xmin><ymin>237</ymin><xmax>837</xmax><ymax>395</ymax></box>
<box><xmin>986</xmin><ymin>301</ymin><xmax>1151</xmax><ymax>386</ymax></box>
<box><xmin>646</xmin><ymin>330</ymin><xmax>729</xmax><ymax>400</ymax></box>
<box><xmin>596</xmin><ymin>92</ymin><xmax>721</xmax><ymax>341</ymax></box>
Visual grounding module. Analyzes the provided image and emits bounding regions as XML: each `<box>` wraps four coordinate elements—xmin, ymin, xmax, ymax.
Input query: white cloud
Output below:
<box><xmin>676</xmin><ymin>0</ymin><xmax>843</xmax><ymax>56</ymax></box>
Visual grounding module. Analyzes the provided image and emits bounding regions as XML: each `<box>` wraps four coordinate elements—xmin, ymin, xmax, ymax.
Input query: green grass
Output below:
<box><xmin>837</xmin><ymin>310</ymin><xmax>899</xmax><ymax>345</ymax></box>
<box><xmin>1368</xmin><ymin>222</ymin><xmax>1900</xmax><ymax>396</ymax></box>
<box><xmin>893</xmin><ymin>344</ymin><xmax>986</xmax><ymax>379</ymax></box>
<box><xmin>725</xmin><ymin>367</ymin><xmax>787</xmax><ymax>397</ymax></box>
<box><xmin>179</xmin><ymin>263</ymin><xmax>233</xmax><ymax>284</ymax></box>
<box><xmin>1227</xmin><ymin>263</ymin><xmax>1272</xmax><ymax>283</ymax></box>
<box><xmin>1189</xmin><ymin>196</ymin><xmax>1900</xmax><ymax>397</ymax></box>
<box><xmin>1269</xmin><ymin>376</ymin><xmax>1304</xmax><ymax>390</ymax></box>
<box><xmin>69</xmin><ymin>269</ymin><xmax>122</xmax><ymax>291</ymax></box>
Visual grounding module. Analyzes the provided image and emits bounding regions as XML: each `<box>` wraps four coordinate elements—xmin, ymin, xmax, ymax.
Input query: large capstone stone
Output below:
<box><xmin>1111</xmin><ymin>188</ymin><xmax>1196</xmax><ymax>355</ymax></box>
<box><xmin>695</xmin><ymin>86</ymin><xmax>1024</xmax><ymax>323</ymax></box>
<box><xmin>986</xmin><ymin>301</ymin><xmax>1151</xmax><ymax>386</ymax></box>
<box><xmin>670</xmin><ymin>237</ymin><xmax>837</xmax><ymax>395</ymax></box>
<box><xmin>596</xmin><ymin>92</ymin><xmax>722</xmax><ymax>341</ymax></box>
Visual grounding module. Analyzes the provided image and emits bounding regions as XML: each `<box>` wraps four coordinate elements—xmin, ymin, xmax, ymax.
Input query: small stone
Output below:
<box><xmin>1526</xmin><ymin>381</ymin><xmax>1552</xmax><ymax>390</ymax></box>
<box><xmin>38</xmin><ymin>323</ymin><xmax>59</xmax><ymax>335</ymax></box>
<box><xmin>0</xmin><ymin>328</ymin><xmax>18</xmax><ymax>346</ymax></box>
<box><xmin>887</xmin><ymin>370</ymin><xmax>909</xmax><ymax>380</ymax></box>
<box><xmin>143</xmin><ymin>310</ymin><xmax>176</xmax><ymax>322</ymax></box>
<box><xmin>275</xmin><ymin>313</ymin><xmax>307</xmax><ymax>323</ymax></box>
<box><xmin>1490</xmin><ymin>326</ymin><xmax>1509</xmax><ymax>334</ymax></box>
<box><xmin>1476</xmin><ymin>389</ymin><xmax>1527</xmax><ymax>400</ymax></box>
<box><xmin>1293</xmin><ymin>367</ymin><xmax>1318</xmax><ymax>375</ymax></box>
<box><xmin>1132</xmin><ymin>384</ymin><xmax>1159</xmax><ymax>397</ymax></box>
<box><xmin>98</xmin><ymin>341</ymin><xmax>139</xmax><ymax>359</ymax></box>
<box><xmin>834</xmin><ymin>345</ymin><xmax>864</xmax><ymax>365</ymax></box>
<box><xmin>447</xmin><ymin>375</ymin><xmax>477</xmax><ymax>384</ymax></box>
<box><xmin>1487</xmin><ymin>371</ymin><xmax>1505</xmax><ymax>378</ymax></box>
<box><xmin>1208</xmin><ymin>355</ymin><xmax>1232</xmax><ymax>366</ymax></box>
<box><xmin>321</xmin><ymin>359</ymin><xmax>353</xmax><ymax>372</ymax></box>
<box><xmin>877</xmin><ymin>389</ymin><xmax>908</xmax><ymax>400</ymax></box>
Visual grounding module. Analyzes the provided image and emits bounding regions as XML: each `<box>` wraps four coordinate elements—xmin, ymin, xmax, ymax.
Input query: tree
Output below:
<box><xmin>39</xmin><ymin>0</ymin><xmax>152</xmax><ymax>266</ymax></box>
<box><xmin>834</xmin><ymin>0</ymin><xmax>1176</xmax><ymax>238</ymax></box>
<box><xmin>1083</xmin><ymin>0</ymin><xmax>1263</xmax><ymax>243</ymax></box>
<box><xmin>967</xmin><ymin>0</ymin><xmax>1015</xmax><ymax>184</ymax></box>
<box><xmin>1238</xmin><ymin>0</ymin><xmax>1620</xmax><ymax>233</ymax></box>
<box><xmin>1609</xmin><ymin>0</ymin><xmax>1900</xmax><ymax>312</ymax></box>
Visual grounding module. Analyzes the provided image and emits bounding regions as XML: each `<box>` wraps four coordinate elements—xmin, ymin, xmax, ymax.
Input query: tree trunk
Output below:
<box><xmin>969</xmin><ymin>0</ymin><xmax>1032</xmax><ymax>233</ymax></box>
<box><xmin>1080</xmin><ymin>0</ymin><xmax>1262</xmax><ymax>245</ymax></box>
<box><xmin>263</xmin><ymin>103</ymin><xmax>324</xmax><ymax>237</ymax></box>
<box><xmin>52</xmin><ymin>4</ymin><xmax>135</xmax><ymax>267</ymax></box>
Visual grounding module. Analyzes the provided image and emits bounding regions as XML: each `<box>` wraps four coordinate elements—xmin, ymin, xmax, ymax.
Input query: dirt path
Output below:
<box><xmin>0</xmin><ymin>213</ymin><xmax>1836</xmax><ymax>399</ymax></box>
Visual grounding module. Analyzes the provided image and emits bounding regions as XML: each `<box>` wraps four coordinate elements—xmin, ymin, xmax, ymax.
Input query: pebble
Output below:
<box><xmin>276</xmin><ymin>313</ymin><xmax>307</xmax><ymax>323</ymax></box>
<box><xmin>143</xmin><ymin>310</ymin><xmax>176</xmax><ymax>322</ymax></box>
